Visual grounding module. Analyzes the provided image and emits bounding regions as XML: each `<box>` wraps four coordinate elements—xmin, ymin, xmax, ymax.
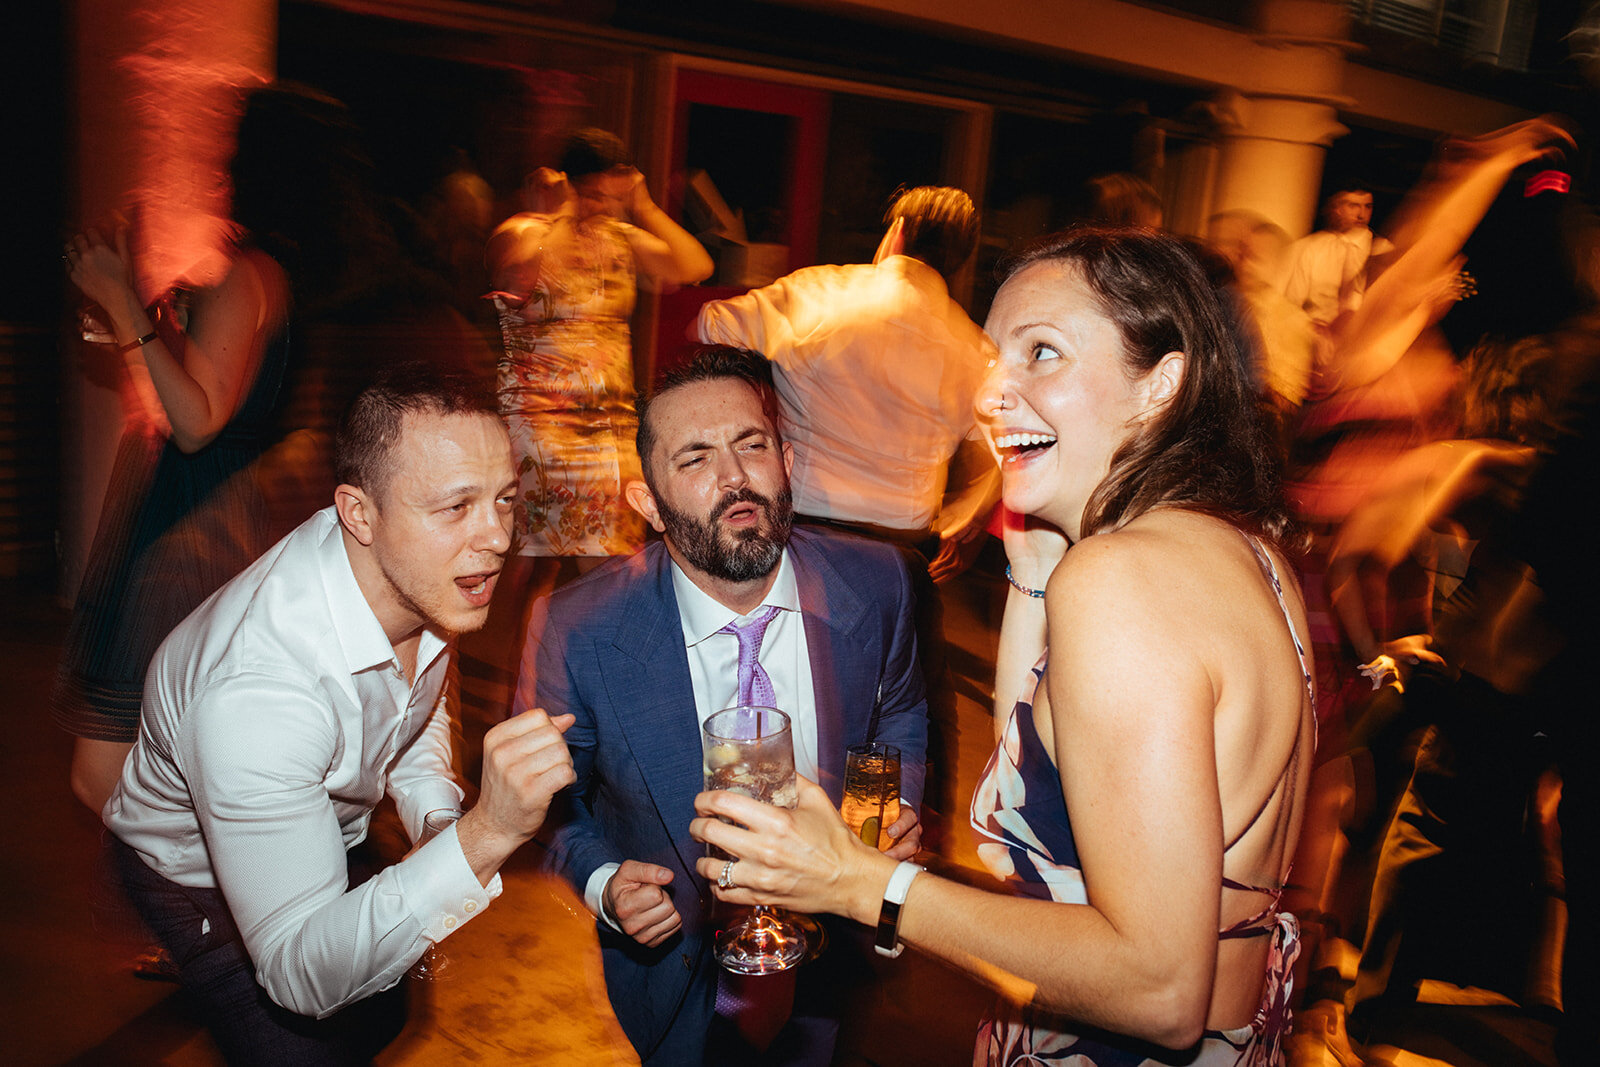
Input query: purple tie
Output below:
<box><xmin>720</xmin><ymin>605</ymin><xmax>781</xmax><ymax>707</ymax></box>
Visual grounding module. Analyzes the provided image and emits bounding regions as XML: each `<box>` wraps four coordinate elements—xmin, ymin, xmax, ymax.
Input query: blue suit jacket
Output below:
<box><xmin>527</xmin><ymin>526</ymin><xmax>928</xmax><ymax>1063</ymax></box>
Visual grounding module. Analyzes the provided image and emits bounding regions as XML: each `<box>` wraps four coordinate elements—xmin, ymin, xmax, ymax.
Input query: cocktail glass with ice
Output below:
<box><xmin>701</xmin><ymin>705</ymin><xmax>807</xmax><ymax>974</ymax></box>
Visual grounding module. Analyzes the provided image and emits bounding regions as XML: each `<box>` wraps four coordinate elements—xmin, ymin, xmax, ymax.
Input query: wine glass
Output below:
<box><xmin>407</xmin><ymin>808</ymin><xmax>463</xmax><ymax>981</ymax></box>
<box><xmin>701</xmin><ymin>705</ymin><xmax>807</xmax><ymax>974</ymax></box>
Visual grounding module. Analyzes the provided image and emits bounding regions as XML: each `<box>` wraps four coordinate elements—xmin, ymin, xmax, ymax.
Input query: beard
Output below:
<box><xmin>657</xmin><ymin>485</ymin><xmax>793</xmax><ymax>583</ymax></box>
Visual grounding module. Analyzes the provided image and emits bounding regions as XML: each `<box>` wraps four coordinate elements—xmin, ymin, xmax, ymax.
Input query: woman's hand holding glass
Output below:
<box><xmin>691</xmin><ymin>776</ymin><xmax>898</xmax><ymax>928</ymax></box>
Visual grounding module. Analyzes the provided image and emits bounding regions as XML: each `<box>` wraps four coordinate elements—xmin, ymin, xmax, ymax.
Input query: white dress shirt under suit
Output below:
<box><xmin>105</xmin><ymin>507</ymin><xmax>499</xmax><ymax>1019</ymax></box>
<box><xmin>584</xmin><ymin>548</ymin><xmax>816</xmax><ymax>923</ymax></box>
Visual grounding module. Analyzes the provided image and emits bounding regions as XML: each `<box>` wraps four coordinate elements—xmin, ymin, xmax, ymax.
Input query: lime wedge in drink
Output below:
<box><xmin>859</xmin><ymin>816</ymin><xmax>880</xmax><ymax>847</ymax></box>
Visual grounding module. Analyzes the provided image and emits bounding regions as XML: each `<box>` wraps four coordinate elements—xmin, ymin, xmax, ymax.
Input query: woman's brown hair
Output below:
<box><xmin>999</xmin><ymin>226</ymin><xmax>1295</xmax><ymax>548</ymax></box>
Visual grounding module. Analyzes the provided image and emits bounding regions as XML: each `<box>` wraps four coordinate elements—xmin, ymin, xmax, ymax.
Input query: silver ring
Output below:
<box><xmin>717</xmin><ymin>859</ymin><xmax>737</xmax><ymax>890</ymax></box>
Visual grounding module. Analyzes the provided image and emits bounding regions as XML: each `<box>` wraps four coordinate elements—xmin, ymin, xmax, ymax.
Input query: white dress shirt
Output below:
<box><xmin>1279</xmin><ymin>227</ymin><xmax>1379</xmax><ymax>326</ymax></box>
<box><xmin>105</xmin><ymin>507</ymin><xmax>500</xmax><ymax>1019</ymax></box>
<box><xmin>583</xmin><ymin>548</ymin><xmax>816</xmax><ymax>924</ymax></box>
<box><xmin>696</xmin><ymin>255</ymin><xmax>993</xmax><ymax>534</ymax></box>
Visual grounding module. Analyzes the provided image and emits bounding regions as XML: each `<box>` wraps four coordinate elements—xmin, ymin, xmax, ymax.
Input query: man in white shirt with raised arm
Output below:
<box><xmin>104</xmin><ymin>365</ymin><xmax>575</xmax><ymax>1063</ymax></box>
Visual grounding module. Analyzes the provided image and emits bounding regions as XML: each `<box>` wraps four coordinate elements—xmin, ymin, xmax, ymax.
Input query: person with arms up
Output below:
<box><xmin>692</xmin><ymin>229</ymin><xmax>1316</xmax><ymax>1065</ymax></box>
<box><xmin>55</xmin><ymin>84</ymin><xmax>342</xmax><ymax>815</ymax></box>
<box><xmin>103</xmin><ymin>366</ymin><xmax>575</xmax><ymax>1064</ymax></box>
<box><xmin>488</xmin><ymin>127</ymin><xmax>712</xmax><ymax>615</ymax></box>
<box><xmin>527</xmin><ymin>345</ymin><xmax>928</xmax><ymax>1064</ymax></box>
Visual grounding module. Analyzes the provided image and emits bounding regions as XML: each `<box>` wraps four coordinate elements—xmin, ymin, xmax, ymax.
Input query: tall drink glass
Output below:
<box><xmin>407</xmin><ymin>808</ymin><xmax>463</xmax><ymax>981</ymax></box>
<box><xmin>841</xmin><ymin>742</ymin><xmax>901</xmax><ymax>851</ymax></box>
<box><xmin>702</xmin><ymin>705</ymin><xmax>807</xmax><ymax>974</ymax></box>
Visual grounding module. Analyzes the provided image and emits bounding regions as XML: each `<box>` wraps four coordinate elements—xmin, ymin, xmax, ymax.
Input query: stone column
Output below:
<box><xmin>1209</xmin><ymin>0</ymin><xmax>1356</xmax><ymax>238</ymax></box>
<box><xmin>63</xmin><ymin>0</ymin><xmax>275</xmax><ymax>597</ymax></box>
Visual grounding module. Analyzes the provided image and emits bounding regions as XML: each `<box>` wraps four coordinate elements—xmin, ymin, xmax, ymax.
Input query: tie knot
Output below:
<box><xmin>720</xmin><ymin>604</ymin><xmax>781</xmax><ymax>648</ymax></box>
<box><xmin>719</xmin><ymin>604</ymin><xmax>782</xmax><ymax>708</ymax></box>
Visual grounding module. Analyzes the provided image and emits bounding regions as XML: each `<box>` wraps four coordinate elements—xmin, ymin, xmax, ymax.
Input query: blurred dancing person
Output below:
<box><xmin>54</xmin><ymin>84</ymin><xmax>364</xmax><ymax>815</ymax></box>
<box><xmin>695</xmin><ymin>186</ymin><xmax>997</xmax><ymax>580</ymax></box>
<box><xmin>487</xmin><ymin>128</ymin><xmax>711</xmax><ymax>615</ymax></box>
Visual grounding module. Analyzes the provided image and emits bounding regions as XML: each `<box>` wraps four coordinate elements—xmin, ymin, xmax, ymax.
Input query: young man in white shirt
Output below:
<box><xmin>104</xmin><ymin>366</ymin><xmax>576</xmax><ymax>1063</ymax></box>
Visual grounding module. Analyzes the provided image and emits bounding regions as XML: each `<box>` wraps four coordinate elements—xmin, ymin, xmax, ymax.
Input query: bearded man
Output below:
<box><xmin>521</xmin><ymin>345</ymin><xmax>927</xmax><ymax>1064</ymax></box>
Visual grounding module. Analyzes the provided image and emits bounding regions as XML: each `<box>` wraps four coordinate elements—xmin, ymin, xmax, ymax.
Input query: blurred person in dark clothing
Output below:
<box><xmin>54</xmin><ymin>84</ymin><xmax>345</xmax><ymax>815</ymax></box>
<box><xmin>1506</xmin><ymin>318</ymin><xmax>1600</xmax><ymax>1065</ymax></box>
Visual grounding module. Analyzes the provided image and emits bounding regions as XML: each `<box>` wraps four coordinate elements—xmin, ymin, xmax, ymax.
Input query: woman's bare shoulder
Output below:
<box><xmin>1053</xmin><ymin>511</ymin><xmax>1237</xmax><ymax>596</ymax></box>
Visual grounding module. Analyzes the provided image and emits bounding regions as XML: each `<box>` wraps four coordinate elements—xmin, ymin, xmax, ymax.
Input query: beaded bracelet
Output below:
<box><xmin>1005</xmin><ymin>563</ymin><xmax>1045</xmax><ymax>598</ymax></box>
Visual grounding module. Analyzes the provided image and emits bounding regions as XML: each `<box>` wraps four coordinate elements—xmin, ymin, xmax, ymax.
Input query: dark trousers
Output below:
<box><xmin>107</xmin><ymin>833</ymin><xmax>406</xmax><ymax>1066</ymax></box>
<box><xmin>1347</xmin><ymin>670</ymin><xmax>1540</xmax><ymax>1039</ymax></box>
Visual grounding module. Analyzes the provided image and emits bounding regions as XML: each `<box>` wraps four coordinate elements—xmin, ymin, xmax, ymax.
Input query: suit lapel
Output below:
<box><xmin>600</xmin><ymin>548</ymin><xmax>708</xmax><ymax>886</ymax></box>
<box><xmin>791</xmin><ymin>530</ymin><xmax>871</xmax><ymax>805</ymax></box>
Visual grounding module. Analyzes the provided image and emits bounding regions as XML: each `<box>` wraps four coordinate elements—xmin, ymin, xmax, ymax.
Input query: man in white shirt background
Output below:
<box><xmin>103</xmin><ymin>366</ymin><xmax>576</xmax><ymax>1063</ymax></box>
<box><xmin>525</xmin><ymin>346</ymin><xmax>928</xmax><ymax>1064</ymax></box>
<box><xmin>694</xmin><ymin>185</ymin><xmax>997</xmax><ymax>576</ymax></box>
<box><xmin>1279</xmin><ymin>182</ymin><xmax>1393</xmax><ymax>331</ymax></box>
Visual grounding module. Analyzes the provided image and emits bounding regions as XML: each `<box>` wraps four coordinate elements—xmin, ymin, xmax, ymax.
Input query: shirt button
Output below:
<box><xmin>464</xmin><ymin>900</ymin><xmax>477</xmax><ymax>913</ymax></box>
<box><xmin>443</xmin><ymin>916</ymin><xmax>457</xmax><ymax>929</ymax></box>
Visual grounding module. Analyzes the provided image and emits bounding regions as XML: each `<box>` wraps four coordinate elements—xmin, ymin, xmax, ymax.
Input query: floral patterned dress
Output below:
<box><xmin>969</xmin><ymin>535</ymin><xmax>1312</xmax><ymax>1066</ymax></box>
<box><xmin>494</xmin><ymin>215</ymin><xmax>646</xmax><ymax>557</ymax></box>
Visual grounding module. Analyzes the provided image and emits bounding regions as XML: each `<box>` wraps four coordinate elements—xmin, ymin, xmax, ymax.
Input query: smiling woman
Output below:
<box><xmin>691</xmin><ymin>227</ymin><xmax>1315</xmax><ymax>1066</ymax></box>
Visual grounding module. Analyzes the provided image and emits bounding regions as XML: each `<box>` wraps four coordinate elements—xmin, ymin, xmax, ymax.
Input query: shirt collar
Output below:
<box><xmin>315</xmin><ymin>507</ymin><xmax>450</xmax><ymax>676</ymax></box>
<box><xmin>671</xmin><ymin>548</ymin><xmax>800</xmax><ymax>648</ymax></box>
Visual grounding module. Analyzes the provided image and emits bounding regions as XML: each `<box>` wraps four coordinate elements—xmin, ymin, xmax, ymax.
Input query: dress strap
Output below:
<box><xmin>1218</xmin><ymin>875</ymin><xmax>1283</xmax><ymax>939</ymax></box>
<box><xmin>1242</xmin><ymin>534</ymin><xmax>1315</xmax><ymax>714</ymax></box>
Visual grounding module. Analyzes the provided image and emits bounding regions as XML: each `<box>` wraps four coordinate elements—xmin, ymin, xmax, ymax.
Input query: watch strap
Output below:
<box><xmin>874</xmin><ymin>860</ymin><xmax>925</xmax><ymax>958</ymax></box>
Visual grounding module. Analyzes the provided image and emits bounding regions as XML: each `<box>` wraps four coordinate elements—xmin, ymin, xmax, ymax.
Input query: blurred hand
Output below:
<box><xmin>1383</xmin><ymin>634</ymin><xmax>1446</xmax><ymax>670</ymax></box>
<box><xmin>1449</xmin><ymin>116</ymin><xmax>1575</xmax><ymax>171</ymax></box>
<box><xmin>524</xmin><ymin>167</ymin><xmax>575</xmax><ymax>216</ymax></box>
<box><xmin>929</xmin><ymin>522</ymin><xmax>989</xmax><ymax>583</ymax></box>
<box><xmin>603</xmin><ymin>860</ymin><xmax>681</xmax><ymax>946</ymax></box>
<box><xmin>622</xmin><ymin>167</ymin><xmax>657</xmax><ymax>222</ymax></box>
<box><xmin>66</xmin><ymin>220</ymin><xmax>136</xmax><ymax>313</ymax></box>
